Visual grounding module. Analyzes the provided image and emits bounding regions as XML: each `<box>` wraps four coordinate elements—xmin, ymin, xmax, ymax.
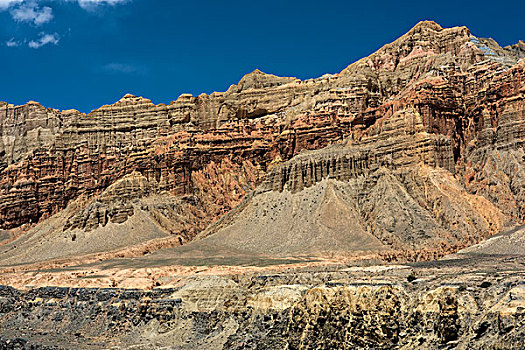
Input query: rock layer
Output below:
<box><xmin>0</xmin><ymin>254</ymin><xmax>524</xmax><ymax>349</ymax></box>
<box><xmin>0</xmin><ymin>21</ymin><xmax>524</xmax><ymax>264</ymax></box>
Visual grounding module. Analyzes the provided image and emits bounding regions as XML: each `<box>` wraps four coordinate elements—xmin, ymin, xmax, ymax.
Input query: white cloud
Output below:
<box><xmin>0</xmin><ymin>0</ymin><xmax>21</xmax><ymax>10</ymax></box>
<box><xmin>103</xmin><ymin>63</ymin><xmax>137</xmax><ymax>73</ymax></box>
<box><xmin>76</xmin><ymin>0</ymin><xmax>129</xmax><ymax>10</ymax></box>
<box><xmin>10</xmin><ymin>2</ymin><xmax>53</xmax><ymax>25</ymax></box>
<box><xmin>0</xmin><ymin>0</ymin><xmax>129</xmax><ymax>12</ymax></box>
<box><xmin>102</xmin><ymin>62</ymin><xmax>147</xmax><ymax>75</ymax></box>
<box><xmin>28</xmin><ymin>32</ymin><xmax>59</xmax><ymax>48</ymax></box>
<box><xmin>1</xmin><ymin>1</ymin><xmax>129</xmax><ymax>48</ymax></box>
<box><xmin>5</xmin><ymin>37</ymin><xmax>20</xmax><ymax>47</ymax></box>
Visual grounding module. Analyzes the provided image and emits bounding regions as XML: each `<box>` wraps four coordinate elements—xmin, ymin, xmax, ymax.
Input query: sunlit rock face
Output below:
<box><xmin>1</xmin><ymin>255</ymin><xmax>525</xmax><ymax>349</ymax></box>
<box><xmin>0</xmin><ymin>21</ymin><xmax>523</xmax><ymax>264</ymax></box>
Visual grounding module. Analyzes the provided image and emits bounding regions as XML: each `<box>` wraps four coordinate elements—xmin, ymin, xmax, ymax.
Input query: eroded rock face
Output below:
<box><xmin>201</xmin><ymin>163</ymin><xmax>503</xmax><ymax>259</ymax></box>
<box><xmin>0</xmin><ymin>172</ymin><xmax>203</xmax><ymax>266</ymax></box>
<box><xmin>0</xmin><ymin>256</ymin><xmax>524</xmax><ymax>349</ymax></box>
<box><xmin>0</xmin><ymin>21</ymin><xmax>524</xmax><ymax>264</ymax></box>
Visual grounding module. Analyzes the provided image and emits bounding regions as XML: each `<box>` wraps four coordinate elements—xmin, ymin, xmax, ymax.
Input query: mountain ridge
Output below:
<box><xmin>0</xmin><ymin>20</ymin><xmax>523</xmax><ymax>266</ymax></box>
<box><xmin>6</xmin><ymin>20</ymin><xmax>524</xmax><ymax>115</ymax></box>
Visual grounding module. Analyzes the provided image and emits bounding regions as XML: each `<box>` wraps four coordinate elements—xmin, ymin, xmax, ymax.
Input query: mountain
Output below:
<box><xmin>0</xmin><ymin>21</ymin><xmax>524</xmax><ymax>266</ymax></box>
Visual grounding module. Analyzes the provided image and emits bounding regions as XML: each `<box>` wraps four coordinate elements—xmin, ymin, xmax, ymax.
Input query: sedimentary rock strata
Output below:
<box><xmin>0</xmin><ymin>253</ymin><xmax>524</xmax><ymax>349</ymax></box>
<box><xmin>0</xmin><ymin>21</ymin><xmax>523</xmax><ymax>265</ymax></box>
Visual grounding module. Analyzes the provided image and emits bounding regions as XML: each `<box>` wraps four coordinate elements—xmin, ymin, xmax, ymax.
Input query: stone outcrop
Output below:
<box><xmin>0</xmin><ymin>253</ymin><xmax>524</xmax><ymax>349</ymax></box>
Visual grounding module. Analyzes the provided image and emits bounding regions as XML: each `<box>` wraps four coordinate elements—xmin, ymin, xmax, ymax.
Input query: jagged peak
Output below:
<box><xmin>340</xmin><ymin>21</ymin><xmax>472</xmax><ymax>75</ymax></box>
<box><xmin>505</xmin><ymin>40</ymin><xmax>525</xmax><ymax>51</ymax></box>
<box><xmin>237</xmin><ymin>69</ymin><xmax>298</xmax><ymax>91</ymax></box>
<box><xmin>116</xmin><ymin>93</ymin><xmax>152</xmax><ymax>104</ymax></box>
<box><xmin>408</xmin><ymin>20</ymin><xmax>443</xmax><ymax>33</ymax></box>
<box><xmin>393</xmin><ymin>20</ymin><xmax>470</xmax><ymax>47</ymax></box>
<box><xmin>238</xmin><ymin>69</ymin><xmax>276</xmax><ymax>84</ymax></box>
<box><xmin>112</xmin><ymin>93</ymin><xmax>152</xmax><ymax>104</ymax></box>
<box><xmin>87</xmin><ymin>94</ymin><xmax>154</xmax><ymax>114</ymax></box>
<box><xmin>0</xmin><ymin>100</ymin><xmax>83</xmax><ymax>115</ymax></box>
<box><xmin>118</xmin><ymin>93</ymin><xmax>152</xmax><ymax>102</ymax></box>
<box><xmin>26</xmin><ymin>100</ymin><xmax>43</xmax><ymax>106</ymax></box>
<box><xmin>121</xmin><ymin>93</ymin><xmax>137</xmax><ymax>99</ymax></box>
<box><xmin>62</xmin><ymin>109</ymin><xmax>82</xmax><ymax>114</ymax></box>
<box><xmin>248</xmin><ymin>68</ymin><xmax>265</xmax><ymax>75</ymax></box>
<box><xmin>471</xmin><ymin>35</ymin><xmax>524</xmax><ymax>67</ymax></box>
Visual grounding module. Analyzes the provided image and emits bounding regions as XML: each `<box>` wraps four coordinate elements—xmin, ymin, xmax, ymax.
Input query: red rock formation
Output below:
<box><xmin>0</xmin><ymin>21</ymin><xmax>523</xmax><ymax>264</ymax></box>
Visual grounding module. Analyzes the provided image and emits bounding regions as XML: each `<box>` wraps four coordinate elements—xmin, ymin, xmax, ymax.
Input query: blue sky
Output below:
<box><xmin>0</xmin><ymin>0</ymin><xmax>524</xmax><ymax>113</ymax></box>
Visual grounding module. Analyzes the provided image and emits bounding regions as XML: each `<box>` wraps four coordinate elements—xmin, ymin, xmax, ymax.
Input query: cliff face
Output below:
<box><xmin>0</xmin><ymin>21</ymin><xmax>524</xmax><ymax>265</ymax></box>
<box><xmin>195</xmin><ymin>23</ymin><xmax>525</xmax><ymax>259</ymax></box>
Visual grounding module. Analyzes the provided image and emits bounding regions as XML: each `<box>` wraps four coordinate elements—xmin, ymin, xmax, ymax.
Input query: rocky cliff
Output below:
<box><xmin>0</xmin><ymin>21</ymin><xmax>524</xmax><ymax>265</ymax></box>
